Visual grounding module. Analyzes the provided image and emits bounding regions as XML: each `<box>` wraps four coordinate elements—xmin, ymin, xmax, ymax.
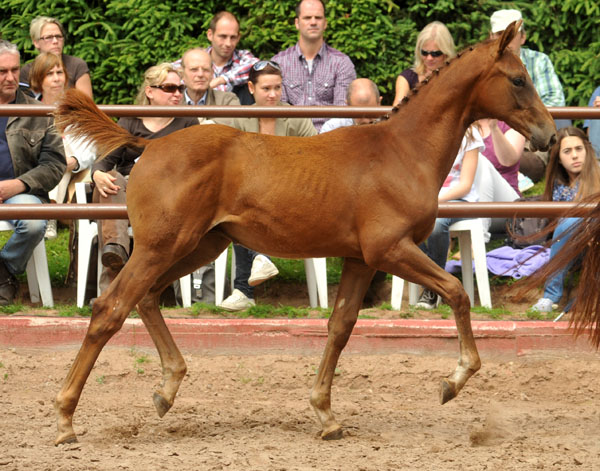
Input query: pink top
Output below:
<box><xmin>481</xmin><ymin>121</ymin><xmax>521</xmax><ymax>195</ymax></box>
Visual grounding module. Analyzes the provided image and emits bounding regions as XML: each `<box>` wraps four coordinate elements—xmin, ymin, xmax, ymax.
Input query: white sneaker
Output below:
<box><xmin>219</xmin><ymin>289</ymin><xmax>256</xmax><ymax>312</ymax></box>
<box><xmin>248</xmin><ymin>254</ymin><xmax>279</xmax><ymax>287</ymax></box>
<box><xmin>45</xmin><ymin>220</ymin><xmax>57</xmax><ymax>240</ymax></box>
<box><xmin>530</xmin><ymin>297</ymin><xmax>558</xmax><ymax>313</ymax></box>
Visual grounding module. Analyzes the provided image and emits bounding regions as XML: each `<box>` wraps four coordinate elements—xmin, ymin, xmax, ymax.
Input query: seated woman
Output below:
<box><xmin>393</xmin><ymin>21</ymin><xmax>456</xmax><ymax>106</ymax></box>
<box><xmin>219</xmin><ymin>60</ymin><xmax>317</xmax><ymax>312</ymax></box>
<box><xmin>478</xmin><ymin>118</ymin><xmax>525</xmax><ymax>197</ymax></box>
<box><xmin>531</xmin><ymin>127</ymin><xmax>600</xmax><ymax>313</ymax></box>
<box><xmin>29</xmin><ymin>52</ymin><xmax>96</xmax><ymax>239</ymax></box>
<box><xmin>416</xmin><ymin>124</ymin><xmax>484</xmax><ymax>309</ymax></box>
<box><xmin>92</xmin><ymin>63</ymin><xmax>197</xmax><ymax>293</ymax></box>
<box><xmin>20</xmin><ymin>16</ymin><xmax>93</xmax><ymax>98</ymax></box>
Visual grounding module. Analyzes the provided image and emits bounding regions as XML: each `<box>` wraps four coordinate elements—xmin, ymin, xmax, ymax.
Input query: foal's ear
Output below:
<box><xmin>497</xmin><ymin>20</ymin><xmax>522</xmax><ymax>57</ymax></box>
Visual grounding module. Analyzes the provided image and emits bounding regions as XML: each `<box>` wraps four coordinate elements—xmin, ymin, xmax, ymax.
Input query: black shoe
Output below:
<box><xmin>416</xmin><ymin>288</ymin><xmax>439</xmax><ymax>309</ymax></box>
<box><xmin>0</xmin><ymin>260</ymin><xmax>19</xmax><ymax>306</ymax></box>
<box><xmin>101</xmin><ymin>244</ymin><xmax>128</xmax><ymax>271</ymax></box>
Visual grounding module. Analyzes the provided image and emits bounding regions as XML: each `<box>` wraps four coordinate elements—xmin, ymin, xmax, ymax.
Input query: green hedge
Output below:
<box><xmin>1</xmin><ymin>0</ymin><xmax>598</xmax><ymax>106</ymax></box>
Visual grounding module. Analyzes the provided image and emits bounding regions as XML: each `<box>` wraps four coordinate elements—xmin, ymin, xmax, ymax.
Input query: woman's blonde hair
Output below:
<box><xmin>413</xmin><ymin>21</ymin><xmax>456</xmax><ymax>76</ymax></box>
<box><xmin>30</xmin><ymin>16</ymin><xmax>65</xmax><ymax>42</ymax></box>
<box><xmin>29</xmin><ymin>52</ymin><xmax>68</xmax><ymax>94</ymax></box>
<box><xmin>134</xmin><ymin>63</ymin><xmax>182</xmax><ymax>105</ymax></box>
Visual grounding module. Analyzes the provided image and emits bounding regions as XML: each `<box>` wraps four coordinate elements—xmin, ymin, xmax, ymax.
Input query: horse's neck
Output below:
<box><xmin>389</xmin><ymin>51</ymin><xmax>488</xmax><ymax>181</ymax></box>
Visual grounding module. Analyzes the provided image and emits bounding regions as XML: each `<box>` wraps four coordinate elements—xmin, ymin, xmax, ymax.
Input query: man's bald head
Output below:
<box><xmin>346</xmin><ymin>78</ymin><xmax>380</xmax><ymax>124</ymax></box>
<box><xmin>181</xmin><ymin>48</ymin><xmax>213</xmax><ymax>102</ymax></box>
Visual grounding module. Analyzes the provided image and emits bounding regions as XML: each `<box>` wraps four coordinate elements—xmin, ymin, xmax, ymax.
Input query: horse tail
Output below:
<box><xmin>53</xmin><ymin>89</ymin><xmax>148</xmax><ymax>161</ymax></box>
<box><xmin>517</xmin><ymin>193</ymin><xmax>600</xmax><ymax>347</ymax></box>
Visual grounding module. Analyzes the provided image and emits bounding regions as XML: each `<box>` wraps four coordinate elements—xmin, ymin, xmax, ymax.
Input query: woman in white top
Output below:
<box><xmin>416</xmin><ymin>124</ymin><xmax>484</xmax><ymax>308</ymax></box>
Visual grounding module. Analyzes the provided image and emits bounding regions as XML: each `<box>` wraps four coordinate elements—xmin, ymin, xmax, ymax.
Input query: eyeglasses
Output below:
<box><xmin>151</xmin><ymin>83</ymin><xmax>185</xmax><ymax>94</ymax></box>
<box><xmin>421</xmin><ymin>49</ymin><xmax>444</xmax><ymax>58</ymax></box>
<box><xmin>39</xmin><ymin>34</ymin><xmax>64</xmax><ymax>42</ymax></box>
<box><xmin>252</xmin><ymin>60</ymin><xmax>281</xmax><ymax>71</ymax></box>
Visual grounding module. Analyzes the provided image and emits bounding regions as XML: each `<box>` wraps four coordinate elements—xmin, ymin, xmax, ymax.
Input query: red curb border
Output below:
<box><xmin>0</xmin><ymin>316</ymin><xmax>595</xmax><ymax>357</ymax></box>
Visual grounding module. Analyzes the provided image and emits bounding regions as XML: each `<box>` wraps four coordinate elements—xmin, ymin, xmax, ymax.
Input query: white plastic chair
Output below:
<box><xmin>0</xmin><ymin>221</ymin><xmax>53</xmax><ymax>307</ymax></box>
<box><xmin>391</xmin><ymin>154</ymin><xmax>500</xmax><ymax>309</ymax></box>
<box><xmin>75</xmin><ymin>182</ymin><xmax>193</xmax><ymax>308</ymax></box>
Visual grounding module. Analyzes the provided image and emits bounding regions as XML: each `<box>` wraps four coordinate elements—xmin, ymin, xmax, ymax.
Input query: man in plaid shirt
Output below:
<box><xmin>206</xmin><ymin>11</ymin><xmax>259</xmax><ymax>104</ymax></box>
<box><xmin>271</xmin><ymin>0</ymin><xmax>356</xmax><ymax>131</ymax></box>
<box><xmin>489</xmin><ymin>9</ymin><xmax>567</xmax><ymax>182</ymax></box>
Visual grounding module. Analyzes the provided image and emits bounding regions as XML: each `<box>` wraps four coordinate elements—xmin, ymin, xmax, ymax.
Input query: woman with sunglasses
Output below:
<box><xmin>393</xmin><ymin>21</ymin><xmax>456</xmax><ymax>106</ymax></box>
<box><xmin>91</xmin><ymin>63</ymin><xmax>198</xmax><ymax>293</ymax></box>
<box><xmin>20</xmin><ymin>16</ymin><xmax>93</xmax><ymax>98</ymax></box>
<box><xmin>219</xmin><ymin>60</ymin><xmax>317</xmax><ymax>312</ymax></box>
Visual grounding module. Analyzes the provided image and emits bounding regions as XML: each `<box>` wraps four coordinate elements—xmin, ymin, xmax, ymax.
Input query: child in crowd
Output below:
<box><xmin>417</xmin><ymin>124</ymin><xmax>484</xmax><ymax>308</ymax></box>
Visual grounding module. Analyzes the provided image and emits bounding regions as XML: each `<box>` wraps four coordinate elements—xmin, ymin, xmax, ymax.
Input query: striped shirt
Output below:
<box><xmin>519</xmin><ymin>47</ymin><xmax>565</xmax><ymax>107</ymax></box>
<box><xmin>272</xmin><ymin>43</ymin><xmax>356</xmax><ymax>131</ymax></box>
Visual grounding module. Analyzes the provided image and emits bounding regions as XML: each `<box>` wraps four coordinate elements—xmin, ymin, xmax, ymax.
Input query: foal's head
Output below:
<box><xmin>469</xmin><ymin>20</ymin><xmax>556</xmax><ymax>151</ymax></box>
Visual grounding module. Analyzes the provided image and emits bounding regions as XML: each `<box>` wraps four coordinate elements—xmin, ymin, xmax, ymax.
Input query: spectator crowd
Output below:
<box><xmin>0</xmin><ymin>1</ymin><xmax>598</xmax><ymax>316</ymax></box>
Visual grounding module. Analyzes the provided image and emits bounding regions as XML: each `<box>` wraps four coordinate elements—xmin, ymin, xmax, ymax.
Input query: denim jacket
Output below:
<box><xmin>5</xmin><ymin>89</ymin><xmax>65</xmax><ymax>202</ymax></box>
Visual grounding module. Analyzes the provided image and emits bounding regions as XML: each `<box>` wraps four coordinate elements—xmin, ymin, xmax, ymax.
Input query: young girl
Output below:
<box><xmin>531</xmin><ymin>127</ymin><xmax>600</xmax><ymax>312</ymax></box>
<box><xmin>417</xmin><ymin>124</ymin><xmax>484</xmax><ymax>308</ymax></box>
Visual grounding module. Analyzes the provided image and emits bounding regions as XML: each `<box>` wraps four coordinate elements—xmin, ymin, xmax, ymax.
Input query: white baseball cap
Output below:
<box><xmin>490</xmin><ymin>9</ymin><xmax>523</xmax><ymax>34</ymax></box>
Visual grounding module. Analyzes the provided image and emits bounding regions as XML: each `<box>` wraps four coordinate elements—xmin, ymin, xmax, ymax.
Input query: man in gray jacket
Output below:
<box><xmin>0</xmin><ymin>40</ymin><xmax>65</xmax><ymax>304</ymax></box>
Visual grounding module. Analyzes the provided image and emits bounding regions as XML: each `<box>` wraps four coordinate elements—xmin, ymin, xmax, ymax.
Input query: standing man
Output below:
<box><xmin>272</xmin><ymin>0</ymin><xmax>356</xmax><ymax>131</ymax></box>
<box><xmin>489</xmin><ymin>9</ymin><xmax>567</xmax><ymax>181</ymax></box>
<box><xmin>206</xmin><ymin>11</ymin><xmax>259</xmax><ymax>104</ymax></box>
<box><xmin>0</xmin><ymin>40</ymin><xmax>66</xmax><ymax>304</ymax></box>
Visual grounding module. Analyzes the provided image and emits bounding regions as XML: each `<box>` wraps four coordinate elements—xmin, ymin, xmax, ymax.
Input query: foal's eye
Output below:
<box><xmin>512</xmin><ymin>77</ymin><xmax>525</xmax><ymax>87</ymax></box>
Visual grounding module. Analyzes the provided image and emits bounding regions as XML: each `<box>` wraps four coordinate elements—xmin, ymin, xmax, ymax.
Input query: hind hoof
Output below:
<box><xmin>440</xmin><ymin>378</ymin><xmax>457</xmax><ymax>405</ymax></box>
<box><xmin>321</xmin><ymin>425</ymin><xmax>343</xmax><ymax>440</ymax></box>
<box><xmin>153</xmin><ymin>392</ymin><xmax>172</xmax><ymax>418</ymax></box>
<box><xmin>55</xmin><ymin>432</ymin><xmax>78</xmax><ymax>446</ymax></box>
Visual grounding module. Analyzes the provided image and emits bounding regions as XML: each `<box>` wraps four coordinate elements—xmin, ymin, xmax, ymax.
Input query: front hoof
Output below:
<box><xmin>153</xmin><ymin>392</ymin><xmax>172</xmax><ymax>418</ymax></box>
<box><xmin>321</xmin><ymin>425</ymin><xmax>343</xmax><ymax>440</ymax></box>
<box><xmin>55</xmin><ymin>432</ymin><xmax>78</xmax><ymax>446</ymax></box>
<box><xmin>440</xmin><ymin>378</ymin><xmax>457</xmax><ymax>405</ymax></box>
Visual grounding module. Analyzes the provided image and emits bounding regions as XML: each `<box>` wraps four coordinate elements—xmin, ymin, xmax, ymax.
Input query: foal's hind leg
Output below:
<box><xmin>135</xmin><ymin>232</ymin><xmax>231</xmax><ymax>418</ymax></box>
<box><xmin>54</xmin><ymin>250</ymin><xmax>170</xmax><ymax>445</ymax></box>
<box><xmin>375</xmin><ymin>241</ymin><xmax>481</xmax><ymax>404</ymax></box>
<box><xmin>310</xmin><ymin>258</ymin><xmax>375</xmax><ymax>440</ymax></box>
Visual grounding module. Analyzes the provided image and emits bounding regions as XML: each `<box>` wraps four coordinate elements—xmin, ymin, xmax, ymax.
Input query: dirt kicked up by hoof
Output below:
<box><xmin>153</xmin><ymin>392</ymin><xmax>172</xmax><ymax>418</ymax></box>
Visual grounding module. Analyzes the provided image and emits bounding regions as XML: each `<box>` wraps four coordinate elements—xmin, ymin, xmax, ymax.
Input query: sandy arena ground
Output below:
<box><xmin>1</xmin><ymin>346</ymin><xmax>599</xmax><ymax>470</ymax></box>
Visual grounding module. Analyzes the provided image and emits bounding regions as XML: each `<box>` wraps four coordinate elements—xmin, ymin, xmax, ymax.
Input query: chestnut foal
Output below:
<box><xmin>53</xmin><ymin>22</ymin><xmax>555</xmax><ymax>445</ymax></box>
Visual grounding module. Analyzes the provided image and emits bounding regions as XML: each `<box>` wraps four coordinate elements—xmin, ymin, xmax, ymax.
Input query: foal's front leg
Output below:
<box><xmin>310</xmin><ymin>258</ymin><xmax>375</xmax><ymax>439</ymax></box>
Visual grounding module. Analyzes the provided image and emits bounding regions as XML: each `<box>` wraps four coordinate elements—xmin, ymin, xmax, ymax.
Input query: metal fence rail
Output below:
<box><xmin>1</xmin><ymin>104</ymin><xmax>598</xmax><ymax>220</ymax></box>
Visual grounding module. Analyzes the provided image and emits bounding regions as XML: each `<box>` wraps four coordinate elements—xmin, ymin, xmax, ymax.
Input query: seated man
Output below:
<box><xmin>0</xmin><ymin>40</ymin><xmax>66</xmax><ymax>304</ymax></box>
<box><xmin>320</xmin><ymin>78</ymin><xmax>381</xmax><ymax>133</ymax></box>
<box><xmin>489</xmin><ymin>9</ymin><xmax>566</xmax><ymax>182</ymax></box>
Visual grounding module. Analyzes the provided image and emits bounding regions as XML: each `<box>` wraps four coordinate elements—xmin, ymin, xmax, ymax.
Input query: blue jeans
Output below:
<box><xmin>233</xmin><ymin>244</ymin><xmax>259</xmax><ymax>298</ymax></box>
<box><xmin>0</xmin><ymin>194</ymin><xmax>47</xmax><ymax>275</ymax></box>
<box><xmin>420</xmin><ymin>214</ymin><xmax>469</xmax><ymax>271</ymax></box>
<box><xmin>543</xmin><ymin>217</ymin><xmax>580</xmax><ymax>303</ymax></box>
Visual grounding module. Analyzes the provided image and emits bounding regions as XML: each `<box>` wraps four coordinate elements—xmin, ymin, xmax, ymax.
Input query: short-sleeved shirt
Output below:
<box><xmin>399</xmin><ymin>68</ymin><xmax>419</xmax><ymax>90</ymax></box>
<box><xmin>440</xmin><ymin>127</ymin><xmax>484</xmax><ymax>202</ymax></box>
<box><xmin>519</xmin><ymin>48</ymin><xmax>565</xmax><ymax>107</ymax></box>
<box><xmin>20</xmin><ymin>54</ymin><xmax>90</xmax><ymax>90</ymax></box>
<box><xmin>481</xmin><ymin>121</ymin><xmax>520</xmax><ymax>195</ymax></box>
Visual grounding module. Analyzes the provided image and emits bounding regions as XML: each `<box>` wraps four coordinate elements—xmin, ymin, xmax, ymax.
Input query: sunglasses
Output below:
<box><xmin>421</xmin><ymin>49</ymin><xmax>444</xmax><ymax>58</ymax></box>
<box><xmin>252</xmin><ymin>60</ymin><xmax>281</xmax><ymax>71</ymax></box>
<box><xmin>39</xmin><ymin>34</ymin><xmax>64</xmax><ymax>42</ymax></box>
<box><xmin>151</xmin><ymin>83</ymin><xmax>185</xmax><ymax>94</ymax></box>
